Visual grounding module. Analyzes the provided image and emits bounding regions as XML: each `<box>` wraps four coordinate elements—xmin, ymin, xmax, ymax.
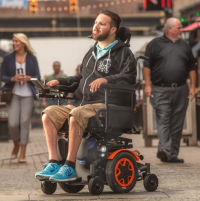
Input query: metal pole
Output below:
<box><xmin>138</xmin><ymin>61</ymin><xmax>141</xmax><ymax>103</ymax></box>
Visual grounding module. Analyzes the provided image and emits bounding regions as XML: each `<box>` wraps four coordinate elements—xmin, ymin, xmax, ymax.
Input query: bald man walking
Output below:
<box><xmin>143</xmin><ymin>18</ymin><xmax>197</xmax><ymax>163</ymax></box>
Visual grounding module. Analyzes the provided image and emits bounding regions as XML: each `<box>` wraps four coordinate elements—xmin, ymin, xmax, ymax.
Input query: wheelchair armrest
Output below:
<box><xmin>100</xmin><ymin>81</ymin><xmax>140</xmax><ymax>92</ymax></box>
<box><xmin>136</xmin><ymin>55</ymin><xmax>149</xmax><ymax>61</ymax></box>
<box><xmin>52</xmin><ymin>82</ymin><xmax>79</xmax><ymax>93</ymax></box>
<box><xmin>95</xmin><ymin>108</ymin><xmax>106</xmax><ymax>127</ymax></box>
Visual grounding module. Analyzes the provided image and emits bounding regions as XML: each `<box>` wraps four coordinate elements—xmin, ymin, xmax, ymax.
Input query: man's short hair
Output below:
<box><xmin>99</xmin><ymin>10</ymin><xmax>121</xmax><ymax>33</ymax></box>
<box><xmin>53</xmin><ymin>61</ymin><xmax>61</xmax><ymax>67</ymax></box>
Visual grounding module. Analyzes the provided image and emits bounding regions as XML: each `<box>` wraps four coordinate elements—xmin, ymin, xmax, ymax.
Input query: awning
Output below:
<box><xmin>182</xmin><ymin>17</ymin><xmax>200</xmax><ymax>32</ymax></box>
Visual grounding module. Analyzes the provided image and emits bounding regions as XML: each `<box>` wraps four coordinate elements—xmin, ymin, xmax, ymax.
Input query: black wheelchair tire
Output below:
<box><xmin>143</xmin><ymin>174</ymin><xmax>158</xmax><ymax>192</ymax></box>
<box><xmin>59</xmin><ymin>183</ymin><xmax>85</xmax><ymax>193</ymax></box>
<box><xmin>41</xmin><ymin>181</ymin><xmax>57</xmax><ymax>195</ymax></box>
<box><xmin>106</xmin><ymin>152</ymin><xmax>138</xmax><ymax>194</ymax></box>
<box><xmin>88</xmin><ymin>176</ymin><xmax>104</xmax><ymax>195</ymax></box>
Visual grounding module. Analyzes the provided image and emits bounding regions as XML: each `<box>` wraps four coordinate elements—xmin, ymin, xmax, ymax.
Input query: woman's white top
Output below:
<box><xmin>13</xmin><ymin>62</ymin><xmax>33</xmax><ymax>97</ymax></box>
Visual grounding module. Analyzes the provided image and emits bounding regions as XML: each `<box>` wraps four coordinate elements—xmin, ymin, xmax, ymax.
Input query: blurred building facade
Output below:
<box><xmin>173</xmin><ymin>0</ymin><xmax>200</xmax><ymax>20</ymax></box>
<box><xmin>0</xmin><ymin>0</ymin><xmax>164</xmax><ymax>38</ymax></box>
<box><xmin>173</xmin><ymin>0</ymin><xmax>200</xmax><ymax>87</ymax></box>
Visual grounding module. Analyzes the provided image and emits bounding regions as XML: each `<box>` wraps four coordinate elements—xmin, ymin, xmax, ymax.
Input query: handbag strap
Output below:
<box><xmin>20</xmin><ymin>52</ymin><xmax>27</xmax><ymax>68</ymax></box>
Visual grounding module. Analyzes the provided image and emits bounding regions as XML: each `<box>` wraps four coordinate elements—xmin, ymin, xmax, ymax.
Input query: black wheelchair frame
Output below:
<box><xmin>30</xmin><ymin>55</ymin><xmax>158</xmax><ymax>196</ymax></box>
<box><xmin>31</xmin><ymin>25</ymin><xmax>158</xmax><ymax>195</ymax></box>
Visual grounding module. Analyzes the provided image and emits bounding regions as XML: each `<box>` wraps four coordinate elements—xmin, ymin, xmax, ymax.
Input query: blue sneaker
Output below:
<box><xmin>49</xmin><ymin>164</ymin><xmax>76</xmax><ymax>182</ymax></box>
<box><xmin>35</xmin><ymin>163</ymin><xmax>61</xmax><ymax>181</ymax></box>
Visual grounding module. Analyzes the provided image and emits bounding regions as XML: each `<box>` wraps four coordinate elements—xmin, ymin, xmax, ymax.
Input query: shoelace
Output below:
<box><xmin>58</xmin><ymin>165</ymin><xmax>71</xmax><ymax>176</ymax></box>
<box><xmin>44</xmin><ymin>163</ymin><xmax>57</xmax><ymax>171</ymax></box>
<box><xmin>42</xmin><ymin>164</ymin><xmax>48</xmax><ymax>170</ymax></box>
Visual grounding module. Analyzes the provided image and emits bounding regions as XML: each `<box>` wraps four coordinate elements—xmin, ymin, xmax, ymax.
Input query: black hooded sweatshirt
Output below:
<box><xmin>57</xmin><ymin>40</ymin><xmax>137</xmax><ymax>107</ymax></box>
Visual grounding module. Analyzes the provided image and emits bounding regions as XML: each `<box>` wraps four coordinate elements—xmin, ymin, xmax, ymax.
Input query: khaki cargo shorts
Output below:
<box><xmin>42</xmin><ymin>103</ymin><xmax>105</xmax><ymax>137</ymax></box>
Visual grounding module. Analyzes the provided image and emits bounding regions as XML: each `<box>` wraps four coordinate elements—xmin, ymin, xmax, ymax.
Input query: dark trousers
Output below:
<box><xmin>150</xmin><ymin>84</ymin><xmax>189</xmax><ymax>160</ymax></box>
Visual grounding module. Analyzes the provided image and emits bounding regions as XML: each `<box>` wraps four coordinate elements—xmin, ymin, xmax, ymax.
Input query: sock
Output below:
<box><xmin>65</xmin><ymin>160</ymin><xmax>75</xmax><ymax>169</ymax></box>
<box><xmin>49</xmin><ymin>160</ymin><xmax>60</xmax><ymax>165</ymax></box>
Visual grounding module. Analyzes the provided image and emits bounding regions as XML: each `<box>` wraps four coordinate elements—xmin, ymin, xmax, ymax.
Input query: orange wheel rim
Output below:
<box><xmin>115</xmin><ymin>158</ymin><xmax>134</xmax><ymax>187</ymax></box>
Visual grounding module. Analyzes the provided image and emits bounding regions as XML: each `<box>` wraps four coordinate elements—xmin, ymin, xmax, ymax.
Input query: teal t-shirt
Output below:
<box><xmin>96</xmin><ymin>40</ymin><xmax>118</xmax><ymax>61</ymax></box>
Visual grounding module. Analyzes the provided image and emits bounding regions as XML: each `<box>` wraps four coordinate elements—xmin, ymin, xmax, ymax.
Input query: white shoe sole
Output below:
<box><xmin>35</xmin><ymin>173</ymin><xmax>51</xmax><ymax>181</ymax></box>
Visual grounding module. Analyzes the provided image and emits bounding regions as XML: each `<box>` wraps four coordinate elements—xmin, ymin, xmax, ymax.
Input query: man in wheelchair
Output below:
<box><xmin>35</xmin><ymin>10</ymin><xmax>136</xmax><ymax>183</ymax></box>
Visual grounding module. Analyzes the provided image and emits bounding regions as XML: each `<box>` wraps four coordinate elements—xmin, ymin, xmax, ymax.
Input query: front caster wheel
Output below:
<box><xmin>143</xmin><ymin>174</ymin><xmax>158</xmax><ymax>192</ymax></box>
<box><xmin>41</xmin><ymin>181</ymin><xmax>57</xmax><ymax>195</ymax></box>
<box><xmin>88</xmin><ymin>176</ymin><xmax>104</xmax><ymax>195</ymax></box>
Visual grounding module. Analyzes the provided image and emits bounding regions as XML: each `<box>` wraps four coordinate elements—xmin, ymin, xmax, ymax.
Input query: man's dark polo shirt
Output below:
<box><xmin>144</xmin><ymin>35</ymin><xmax>197</xmax><ymax>84</ymax></box>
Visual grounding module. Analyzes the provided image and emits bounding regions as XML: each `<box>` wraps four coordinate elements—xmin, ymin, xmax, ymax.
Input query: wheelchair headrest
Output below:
<box><xmin>116</xmin><ymin>27</ymin><xmax>131</xmax><ymax>46</ymax></box>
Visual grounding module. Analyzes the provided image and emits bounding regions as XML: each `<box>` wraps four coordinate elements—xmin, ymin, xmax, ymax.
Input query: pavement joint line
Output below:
<box><xmin>163</xmin><ymin>191</ymin><xmax>170</xmax><ymax>198</ymax></box>
<box><xmin>0</xmin><ymin>151</ymin><xmax>48</xmax><ymax>161</ymax></box>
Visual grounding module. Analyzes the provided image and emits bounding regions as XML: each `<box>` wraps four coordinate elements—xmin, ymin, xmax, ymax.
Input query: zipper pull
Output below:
<box><xmin>92</xmin><ymin>51</ymin><xmax>96</xmax><ymax>59</ymax></box>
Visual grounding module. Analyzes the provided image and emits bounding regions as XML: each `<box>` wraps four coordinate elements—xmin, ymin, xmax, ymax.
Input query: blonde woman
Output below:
<box><xmin>1</xmin><ymin>33</ymin><xmax>40</xmax><ymax>163</ymax></box>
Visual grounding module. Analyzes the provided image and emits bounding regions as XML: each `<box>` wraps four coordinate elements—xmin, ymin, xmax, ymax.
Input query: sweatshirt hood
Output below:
<box><xmin>92</xmin><ymin>39</ymin><xmax>128</xmax><ymax>54</ymax></box>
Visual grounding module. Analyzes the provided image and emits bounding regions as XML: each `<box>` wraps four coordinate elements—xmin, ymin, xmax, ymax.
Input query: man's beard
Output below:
<box><xmin>177</xmin><ymin>34</ymin><xmax>182</xmax><ymax>39</ymax></box>
<box><xmin>173</xmin><ymin>32</ymin><xmax>182</xmax><ymax>39</ymax></box>
<box><xmin>92</xmin><ymin>29</ymin><xmax>110</xmax><ymax>41</ymax></box>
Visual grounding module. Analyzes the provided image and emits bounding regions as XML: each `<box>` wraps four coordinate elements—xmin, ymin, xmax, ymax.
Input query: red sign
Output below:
<box><xmin>143</xmin><ymin>0</ymin><xmax>171</xmax><ymax>11</ymax></box>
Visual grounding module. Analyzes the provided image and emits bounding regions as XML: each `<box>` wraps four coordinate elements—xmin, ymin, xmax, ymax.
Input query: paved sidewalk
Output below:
<box><xmin>0</xmin><ymin>128</ymin><xmax>200</xmax><ymax>201</ymax></box>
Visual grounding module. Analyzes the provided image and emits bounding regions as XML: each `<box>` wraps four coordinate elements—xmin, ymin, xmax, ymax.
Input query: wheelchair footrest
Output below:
<box><xmin>63</xmin><ymin>177</ymin><xmax>82</xmax><ymax>184</ymax></box>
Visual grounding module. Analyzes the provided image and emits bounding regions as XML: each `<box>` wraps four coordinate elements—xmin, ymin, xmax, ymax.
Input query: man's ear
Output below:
<box><xmin>110</xmin><ymin>27</ymin><xmax>117</xmax><ymax>35</ymax></box>
<box><xmin>169</xmin><ymin>27</ymin><xmax>173</xmax><ymax>33</ymax></box>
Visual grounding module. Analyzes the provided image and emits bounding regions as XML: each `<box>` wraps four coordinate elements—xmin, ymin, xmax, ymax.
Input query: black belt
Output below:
<box><xmin>152</xmin><ymin>82</ymin><xmax>186</xmax><ymax>88</ymax></box>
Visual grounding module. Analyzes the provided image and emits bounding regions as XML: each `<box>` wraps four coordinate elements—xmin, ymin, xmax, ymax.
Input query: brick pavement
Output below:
<box><xmin>0</xmin><ymin>128</ymin><xmax>200</xmax><ymax>201</ymax></box>
<box><xmin>0</xmin><ymin>128</ymin><xmax>48</xmax><ymax>169</ymax></box>
<box><xmin>0</xmin><ymin>128</ymin><xmax>199</xmax><ymax>169</ymax></box>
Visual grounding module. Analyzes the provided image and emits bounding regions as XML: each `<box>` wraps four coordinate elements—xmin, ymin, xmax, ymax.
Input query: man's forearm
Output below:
<box><xmin>57</xmin><ymin>74</ymin><xmax>82</xmax><ymax>86</ymax></box>
<box><xmin>143</xmin><ymin>67</ymin><xmax>151</xmax><ymax>86</ymax></box>
<box><xmin>189</xmin><ymin>70</ymin><xmax>196</xmax><ymax>89</ymax></box>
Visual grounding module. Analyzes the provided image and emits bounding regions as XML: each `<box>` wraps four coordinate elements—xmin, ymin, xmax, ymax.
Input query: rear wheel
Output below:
<box><xmin>106</xmin><ymin>152</ymin><xmax>138</xmax><ymax>193</ymax></box>
<box><xmin>59</xmin><ymin>183</ymin><xmax>85</xmax><ymax>193</ymax></box>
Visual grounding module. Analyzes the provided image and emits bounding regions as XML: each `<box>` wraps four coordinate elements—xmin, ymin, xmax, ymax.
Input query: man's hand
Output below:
<box><xmin>46</xmin><ymin>80</ymin><xmax>59</xmax><ymax>87</ymax></box>
<box><xmin>89</xmin><ymin>78</ymin><xmax>108</xmax><ymax>93</ymax></box>
<box><xmin>42</xmin><ymin>98</ymin><xmax>47</xmax><ymax>107</ymax></box>
<box><xmin>188</xmin><ymin>87</ymin><xmax>195</xmax><ymax>102</ymax></box>
<box><xmin>144</xmin><ymin>85</ymin><xmax>152</xmax><ymax>97</ymax></box>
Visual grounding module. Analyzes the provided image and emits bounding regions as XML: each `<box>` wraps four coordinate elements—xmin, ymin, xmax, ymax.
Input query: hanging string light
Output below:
<box><xmin>21</xmin><ymin>0</ymin><xmax>134</xmax><ymax>13</ymax></box>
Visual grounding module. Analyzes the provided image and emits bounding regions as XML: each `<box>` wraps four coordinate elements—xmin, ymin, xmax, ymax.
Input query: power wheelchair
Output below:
<box><xmin>31</xmin><ymin>27</ymin><xmax>158</xmax><ymax>196</ymax></box>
